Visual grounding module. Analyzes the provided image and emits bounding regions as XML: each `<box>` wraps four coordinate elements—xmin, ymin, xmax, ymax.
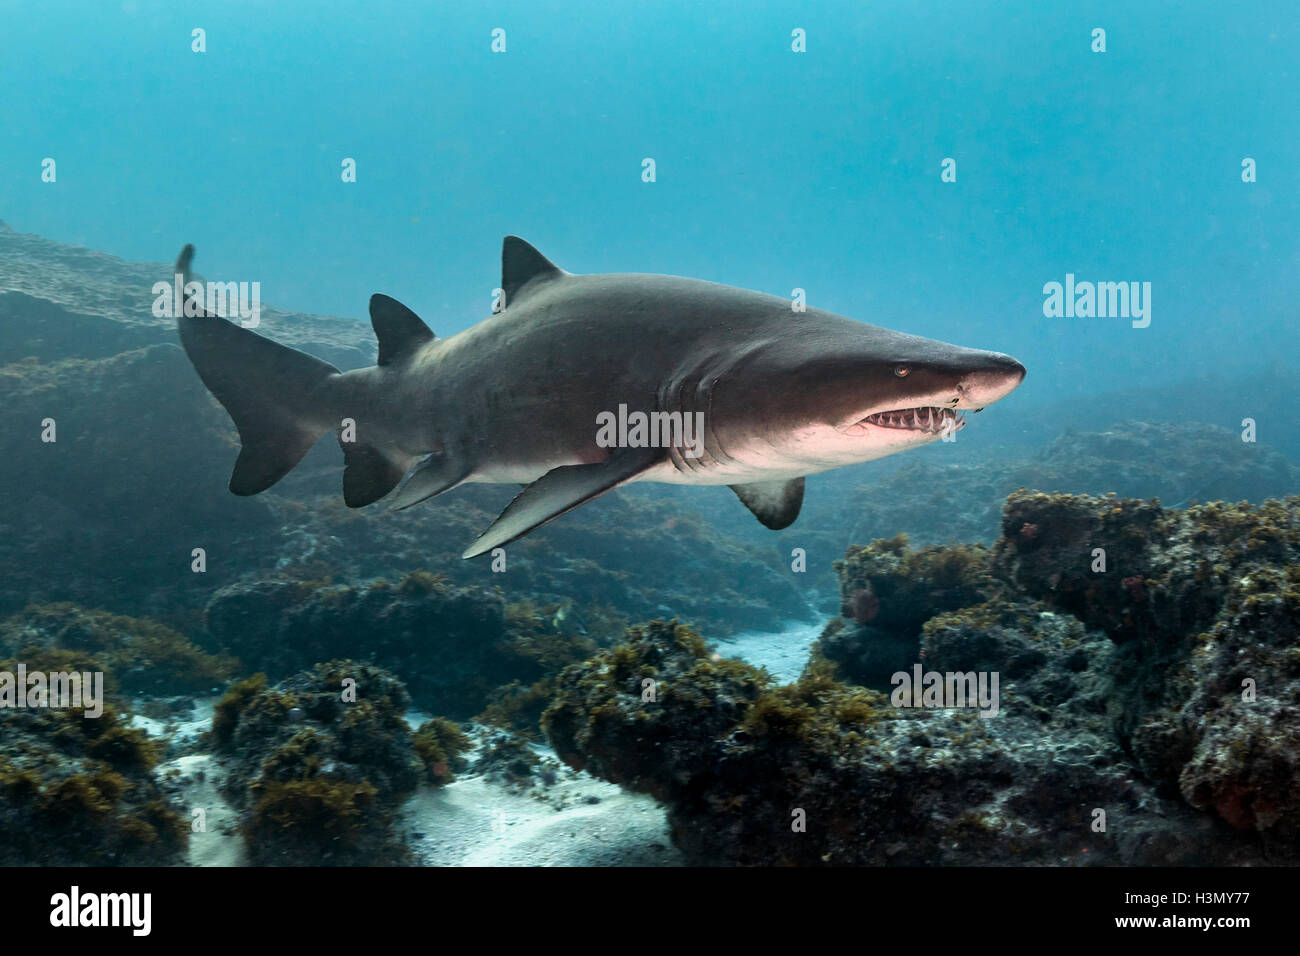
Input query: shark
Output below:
<box><xmin>174</xmin><ymin>238</ymin><xmax>1026</xmax><ymax>558</ymax></box>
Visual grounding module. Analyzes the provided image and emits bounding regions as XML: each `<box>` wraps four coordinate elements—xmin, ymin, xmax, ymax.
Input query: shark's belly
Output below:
<box><xmin>635</xmin><ymin>457</ymin><xmax>818</xmax><ymax>487</ymax></box>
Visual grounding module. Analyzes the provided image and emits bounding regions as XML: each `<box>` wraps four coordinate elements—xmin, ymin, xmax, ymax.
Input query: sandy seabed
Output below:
<box><xmin>132</xmin><ymin>622</ymin><xmax>819</xmax><ymax>867</ymax></box>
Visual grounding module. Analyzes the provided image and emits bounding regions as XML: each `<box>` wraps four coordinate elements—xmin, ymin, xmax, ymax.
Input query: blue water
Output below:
<box><xmin>2</xmin><ymin>0</ymin><xmax>1297</xmax><ymax>416</ymax></box>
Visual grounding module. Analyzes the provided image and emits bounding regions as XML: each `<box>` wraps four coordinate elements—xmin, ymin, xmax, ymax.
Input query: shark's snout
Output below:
<box><xmin>958</xmin><ymin>353</ymin><xmax>1026</xmax><ymax>408</ymax></box>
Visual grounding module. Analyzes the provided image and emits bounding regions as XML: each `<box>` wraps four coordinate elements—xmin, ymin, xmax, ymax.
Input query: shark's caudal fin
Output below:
<box><xmin>174</xmin><ymin>245</ymin><xmax>340</xmax><ymax>495</ymax></box>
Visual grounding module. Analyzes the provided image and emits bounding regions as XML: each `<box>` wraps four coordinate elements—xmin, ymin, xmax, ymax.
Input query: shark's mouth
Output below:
<box><xmin>860</xmin><ymin>406</ymin><xmax>966</xmax><ymax>434</ymax></box>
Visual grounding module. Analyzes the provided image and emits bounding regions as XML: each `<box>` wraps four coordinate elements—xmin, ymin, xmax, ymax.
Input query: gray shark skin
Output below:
<box><xmin>174</xmin><ymin>238</ymin><xmax>1026</xmax><ymax>558</ymax></box>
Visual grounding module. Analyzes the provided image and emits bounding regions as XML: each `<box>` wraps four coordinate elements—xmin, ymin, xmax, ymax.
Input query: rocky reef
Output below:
<box><xmin>201</xmin><ymin>570</ymin><xmax>605</xmax><ymax>720</ymax></box>
<box><xmin>0</xmin><ymin>653</ymin><xmax>188</xmax><ymax>865</ymax></box>
<box><xmin>686</xmin><ymin>419</ymin><xmax>1300</xmax><ymax>613</ymax></box>
<box><xmin>995</xmin><ymin>491</ymin><xmax>1300</xmax><ymax>846</ymax></box>
<box><xmin>819</xmin><ymin>535</ymin><xmax>991</xmax><ymax>688</ymax></box>
<box><xmin>0</xmin><ymin>603</ymin><xmax>237</xmax><ymax>696</ymax></box>
<box><xmin>543</xmin><ymin>493</ymin><xmax>1300</xmax><ymax>866</ymax></box>
<box><xmin>0</xmin><ymin>604</ymin><xmax>237</xmax><ymax>865</ymax></box>
<box><xmin>212</xmin><ymin>661</ymin><xmax>429</xmax><ymax>865</ymax></box>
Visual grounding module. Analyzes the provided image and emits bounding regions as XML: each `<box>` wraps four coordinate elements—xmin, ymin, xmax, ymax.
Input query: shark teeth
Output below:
<box><xmin>862</xmin><ymin>406</ymin><xmax>966</xmax><ymax>435</ymax></box>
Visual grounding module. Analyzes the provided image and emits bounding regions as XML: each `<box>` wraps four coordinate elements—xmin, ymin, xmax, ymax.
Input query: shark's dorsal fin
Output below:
<box><xmin>730</xmin><ymin>478</ymin><xmax>805</xmax><ymax>530</ymax></box>
<box><xmin>502</xmin><ymin>236</ymin><xmax>564</xmax><ymax>307</ymax></box>
<box><xmin>370</xmin><ymin>294</ymin><xmax>435</xmax><ymax>366</ymax></box>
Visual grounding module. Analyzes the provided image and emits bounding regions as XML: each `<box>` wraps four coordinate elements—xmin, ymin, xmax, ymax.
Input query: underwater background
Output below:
<box><xmin>0</xmin><ymin>1</ymin><xmax>1297</xmax><ymax>865</ymax></box>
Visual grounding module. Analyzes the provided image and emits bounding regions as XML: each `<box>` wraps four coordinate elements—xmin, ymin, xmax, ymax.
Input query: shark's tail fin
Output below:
<box><xmin>174</xmin><ymin>244</ymin><xmax>340</xmax><ymax>495</ymax></box>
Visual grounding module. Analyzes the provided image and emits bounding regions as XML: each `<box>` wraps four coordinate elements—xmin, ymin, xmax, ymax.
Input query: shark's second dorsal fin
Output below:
<box><xmin>370</xmin><ymin>294</ymin><xmax>435</xmax><ymax>366</ymax></box>
<box><xmin>502</xmin><ymin>236</ymin><xmax>564</xmax><ymax>307</ymax></box>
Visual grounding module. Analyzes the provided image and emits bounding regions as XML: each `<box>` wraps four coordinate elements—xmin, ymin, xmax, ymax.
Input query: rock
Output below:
<box><xmin>0</xmin><ymin>603</ymin><xmax>236</xmax><ymax>697</ymax></box>
<box><xmin>203</xmin><ymin>573</ymin><xmax>598</xmax><ymax>719</ymax></box>
<box><xmin>542</xmin><ymin>495</ymin><xmax>1300</xmax><ymax>865</ymax></box>
<box><xmin>212</xmin><ymin>661</ymin><xmax>424</xmax><ymax>865</ymax></box>
<box><xmin>816</xmin><ymin>535</ymin><xmax>991</xmax><ymax>689</ymax></box>
<box><xmin>995</xmin><ymin>491</ymin><xmax>1300</xmax><ymax>847</ymax></box>
<box><xmin>0</xmin><ymin>652</ymin><xmax>187</xmax><ymax>865</ymax></box>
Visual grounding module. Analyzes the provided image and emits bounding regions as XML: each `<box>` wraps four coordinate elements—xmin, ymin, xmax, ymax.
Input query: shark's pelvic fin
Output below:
<box><xmin>174</xmin><ymin>245</ymin><xmax>341</xmax><ymax>496</ymax></box>
<box><xmin>340</xmin><ymin>441</ymin><xmax>410</xmax><ymax>508</ymax></box>
<box><xmin>387</xmin><ymin>453</ymin><xmax>469</xmax><ymax>510</ymax></box>
<box><xmin>729</xmin><ymin>478</ymin><xmax>805</xmax><ymax>530</ymax></box>
<box><xmin>502</xmin><ymin>236</ymin><xmax>565</xmax><ymax>306</ymax></box>
<box><xmin>370</xmin><ymin>294</ymin><xmax>434</xmax><ymax>366</ymax></box>
<box><xmin>463</xmin><ymin>446</ymin><xmax>661</xmax><ymax>558</ymax></box>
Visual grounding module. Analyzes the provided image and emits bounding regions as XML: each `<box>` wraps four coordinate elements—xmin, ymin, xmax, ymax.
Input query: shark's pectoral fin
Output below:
<box><xmin>387</xmin><ymin>454</ymin><xmax>470</xmax><ymax>510</ymax></box>
<box><xmin>729</xmin><ymin>478</ymin><xmax>805</xmax><ymax>530</ymax></box>
<box><xmin>341</xmin><ymin>441</ymin><xmax>408</xmax><ymax>508</ymax></box>
<box><xmin>462</xmin><ymin>447</ymin><xmax>661</xmax><ymax>559</ymax></box>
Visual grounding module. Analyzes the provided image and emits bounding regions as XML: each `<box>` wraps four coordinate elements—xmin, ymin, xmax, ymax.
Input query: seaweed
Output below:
<box><xmin>412</xmin><ymin>718</ymin><xmax>471</xmax><ymax>785</ymax></box>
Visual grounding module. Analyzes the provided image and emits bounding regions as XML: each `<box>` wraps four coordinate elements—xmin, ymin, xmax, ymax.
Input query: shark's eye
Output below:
<box><xmin>893</xmin><ymin>365</ymin><xmax>910</xmax><ymax>378</ymax></box>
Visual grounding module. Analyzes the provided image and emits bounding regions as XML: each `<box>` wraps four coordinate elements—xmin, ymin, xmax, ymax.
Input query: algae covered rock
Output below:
<box><xmin>471</xmin><ymin>599</ymin><xmax>606</xmax><ymax>739</ymax></box>
<box><xmin>995</xmin><ymin>491</ymin><xmax>1300</xmax><ymax>848</ymax></box>
<box><xmin>204</xmin><ymin>573</ymin><xmax>601</xmax><ymax>720</ymax></box>
<box><xmin>473</xmin><ymin>732</ymin><xmax>561</xmax><ymax>790</ymax></box>
<box><xmin>0</xmin><ymin>663</ymin><xmax>187</xmax><ymax>865</ymax></box>
<box><xmin>0</xmin><ymin>603</ymin><xmax>237</xmax><ymax>696</ymax></box>
<box><xmin>544</xmin><ymin>613</ymin><xmax>1256</xmax><ymax>865</ymax></box>
<box><xmin>544</xmin><ymin>493</ymin><xmax>1299</xmax><ymax>866</ymax></box>
<box><xmin>215</xmin><ymin>660</ymin><xmax>424</xmax><ymax>865</ymax></box>
<box><xmin>920</xmin><ymin>599</ymin><xmax>1106</xmax><ymax>721</ymax></box>
<box><xmin>815</xmin><ymin>535</ymin><xmax>991</xmax><ymax>688</ymax></box>
<box><xmin>412</xmin><ymin>717</ymin><xmax>472</xmax><ymax>785</ymax></box>
<box><xmin>992</xmin><ymin>491</ymin><xmax>1176</xmax><ymax>643</ymax></box>
<box><xmin>204</xmin><ymin>574</ymin><xmax>514</xmax><ymax>718</ymax></box>
<box><xmin>544</xmin><ymin>620</ymin><xmax>768</xmax><ymax>803</ymax></box>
